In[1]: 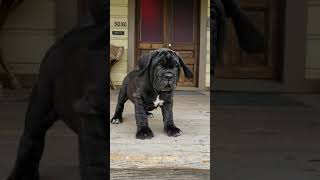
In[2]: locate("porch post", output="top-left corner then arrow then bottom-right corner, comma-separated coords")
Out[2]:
128,0 -> 136,72
199,0 -> 209,89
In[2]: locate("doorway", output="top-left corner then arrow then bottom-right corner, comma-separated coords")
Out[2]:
135,0 -> 200,87
216,0 -> 284,79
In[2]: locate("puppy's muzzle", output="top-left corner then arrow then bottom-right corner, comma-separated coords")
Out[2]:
164,72 -> 174,80
163,72 -> 174,84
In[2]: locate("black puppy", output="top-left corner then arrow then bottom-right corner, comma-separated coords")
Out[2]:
111,48 -> 193,139
6,1 -> 108,180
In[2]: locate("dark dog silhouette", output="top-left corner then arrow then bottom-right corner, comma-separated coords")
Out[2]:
6,1 -> 108,180
212,0 -> 265,73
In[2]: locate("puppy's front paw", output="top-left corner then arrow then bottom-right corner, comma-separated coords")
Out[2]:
136,126 -> 154,139
110,116 -> 123,124
165,126 -> 182,137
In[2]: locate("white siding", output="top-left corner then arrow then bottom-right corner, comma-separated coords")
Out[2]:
0,0 -> 56,74
110,0 -> 128,85
206,0 -> 210,87
305,0 -> 320,79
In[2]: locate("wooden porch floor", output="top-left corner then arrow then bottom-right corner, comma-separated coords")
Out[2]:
110,90 -> 210,179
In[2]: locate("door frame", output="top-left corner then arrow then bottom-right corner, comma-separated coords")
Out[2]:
216,0 -> 284,80
214,0 -> 320,93
128,0 -> 209,90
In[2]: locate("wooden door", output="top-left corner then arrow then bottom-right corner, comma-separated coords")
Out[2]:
216,0 -> 284,79
136,0 -> 200,87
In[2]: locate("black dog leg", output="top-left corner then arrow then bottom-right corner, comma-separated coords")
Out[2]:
7,83 -> 56,180
111,85 -> 128,124
161,101 -> 182,137
134,97 -> 154,139
212,0 -> 226,63
222,0 -> 265,52
78,114 -> 107,180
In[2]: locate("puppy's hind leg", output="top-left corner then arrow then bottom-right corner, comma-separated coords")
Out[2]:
78,114 -> 108,180
111,85 -> 128,124
7,82 -> 56,180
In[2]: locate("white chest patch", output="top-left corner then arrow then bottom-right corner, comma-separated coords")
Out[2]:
153,95 -> 164,107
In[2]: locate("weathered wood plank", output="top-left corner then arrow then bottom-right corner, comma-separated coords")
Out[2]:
111,169 -> 210,180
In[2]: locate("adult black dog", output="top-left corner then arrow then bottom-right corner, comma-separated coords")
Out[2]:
111,48 -> 193,139
211,0 -> 265,75
6,1 -> 108,180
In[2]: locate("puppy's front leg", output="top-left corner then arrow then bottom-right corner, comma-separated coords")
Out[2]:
161,100 -> 182,137
134,97 -> 154,139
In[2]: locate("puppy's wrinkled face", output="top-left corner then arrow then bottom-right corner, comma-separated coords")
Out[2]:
152,51 -> 180,92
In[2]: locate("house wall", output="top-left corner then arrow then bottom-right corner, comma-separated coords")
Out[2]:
110,0 -> 128,86
206,0 -> 210,87
1,0 -> 211,89
305,0 -> 320,79
0,0 -> 56,75
215,0 -> 320,93
111,0 -> 211,88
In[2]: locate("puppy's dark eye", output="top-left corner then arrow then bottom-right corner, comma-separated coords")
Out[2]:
158,59 -> 164,65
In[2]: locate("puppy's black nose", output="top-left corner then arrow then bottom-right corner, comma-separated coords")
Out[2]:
164,73 -> 173,80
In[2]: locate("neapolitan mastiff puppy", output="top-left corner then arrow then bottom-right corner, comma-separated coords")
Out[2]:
212,0 -> 264,74
111,48 -> 193,139
7,0 -> 108,180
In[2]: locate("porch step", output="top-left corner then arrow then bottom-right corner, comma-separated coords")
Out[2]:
111,168 -> 210,180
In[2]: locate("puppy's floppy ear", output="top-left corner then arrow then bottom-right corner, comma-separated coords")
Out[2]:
178,56 -> 193,79
137,51 -> 158,74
